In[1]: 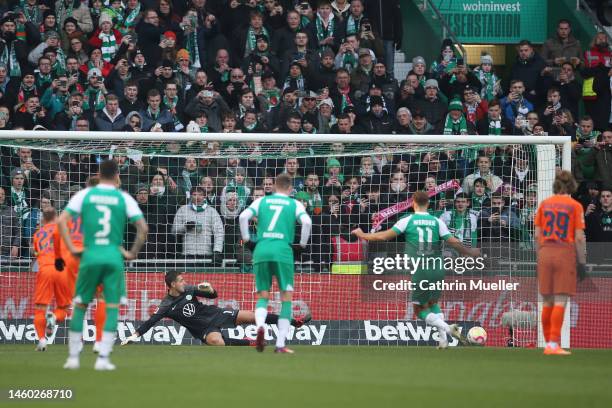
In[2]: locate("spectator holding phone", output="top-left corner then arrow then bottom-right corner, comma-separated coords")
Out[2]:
40,75 -> 70,119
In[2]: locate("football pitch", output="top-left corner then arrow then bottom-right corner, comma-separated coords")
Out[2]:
1,345 -> 611,408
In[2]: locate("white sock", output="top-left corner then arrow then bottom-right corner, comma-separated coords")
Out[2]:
425,313 -> 451,336
436,313 -> 448,342
98,331 -> 115,359
68,331 -> 82,358
255,307 -> 268,329
276,318 -> 290,348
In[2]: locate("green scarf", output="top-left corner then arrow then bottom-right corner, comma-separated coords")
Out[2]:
341,51 -> 357,71
82,87 -> 105,111
261,88 -> 281,109
11,187 -> 29,221
315,13 -> 335,52
56,0 -> 75,28
199,124 -> 209,133
99,31 -> 117,62
226,181 -> 249,208
22,2 -> 42,25
471,194 -> 488,211
186,25 -> 201,68
449,210 -> 476,247
246,26 -> 269,57
443,114 -> 468,135
1,39 -> 21,77
476,68 -> 497,101
345,15 -> 361,36
36,72 -> 52,88
191,202 -> 207,212
120,4 -> 141,35
488,118 -> 502,135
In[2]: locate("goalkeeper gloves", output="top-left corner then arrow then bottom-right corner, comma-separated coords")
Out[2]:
577,263 -> 587,282
121,334 -> 140,346
197,281 -> 214,294
55,258 -> 65,271
292,244 -> 307,257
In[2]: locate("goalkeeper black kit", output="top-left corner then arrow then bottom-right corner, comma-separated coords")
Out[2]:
135,285 -> 239,340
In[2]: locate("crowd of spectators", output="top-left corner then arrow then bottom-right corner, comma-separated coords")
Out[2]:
0,1 -> 610,268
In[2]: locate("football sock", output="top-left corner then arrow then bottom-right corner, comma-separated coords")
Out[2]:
436,313 -> 448,342
550,305 -> 565,344
223,337 -> 251,346
98,331 -> 115,359
70,305 -> 86,332
54,308 -> 67,322
425,312 -> 451,335
103,306 -> 118,332
34,309 -> 46,340
276,301 -> 292,348
68,331 -> 82,358
255,298 -> 269,328
265,313 -> 279,324
541,306 -> 553,343
95,300 -> 107,342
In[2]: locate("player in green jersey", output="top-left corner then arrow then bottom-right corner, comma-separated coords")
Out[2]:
239,174 -> 312,353
58,160 -> 148,370
352,191 -> 480,348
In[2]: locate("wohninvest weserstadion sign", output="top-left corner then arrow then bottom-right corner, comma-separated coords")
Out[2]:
433,1 -> 547,44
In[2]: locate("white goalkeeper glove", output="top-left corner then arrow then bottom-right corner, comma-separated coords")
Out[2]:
197,281 -> 214,294
121,334 -> 140,346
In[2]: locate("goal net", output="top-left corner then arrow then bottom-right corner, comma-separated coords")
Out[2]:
2,132 -> 601,348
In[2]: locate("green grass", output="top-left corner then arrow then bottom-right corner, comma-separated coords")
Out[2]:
1,345 -> 611,408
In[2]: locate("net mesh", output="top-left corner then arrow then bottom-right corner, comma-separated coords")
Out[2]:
1,136 -> 603,348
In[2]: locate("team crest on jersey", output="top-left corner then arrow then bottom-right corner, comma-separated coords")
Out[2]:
186,295 -> 192,301
182,303 -> 195,317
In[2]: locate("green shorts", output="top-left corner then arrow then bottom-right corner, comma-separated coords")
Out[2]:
74,259 -> 126,305
253,261 -> 294,292
411,269 -> 445,306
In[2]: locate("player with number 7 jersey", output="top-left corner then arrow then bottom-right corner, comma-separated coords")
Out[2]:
239,174 -> 312,353
58,160 -> 148,371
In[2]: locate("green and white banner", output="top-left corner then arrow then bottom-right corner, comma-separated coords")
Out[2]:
433,0 -> 547,44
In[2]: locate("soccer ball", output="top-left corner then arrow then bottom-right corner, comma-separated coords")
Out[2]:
467,326 -> 487,345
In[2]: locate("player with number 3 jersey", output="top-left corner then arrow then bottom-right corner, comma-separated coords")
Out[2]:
58,160 -> 148,371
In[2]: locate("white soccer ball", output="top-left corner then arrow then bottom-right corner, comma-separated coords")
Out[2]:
467,326 -> 487,345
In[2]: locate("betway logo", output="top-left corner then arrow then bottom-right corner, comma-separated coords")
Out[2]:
0,320 -> 58,342
462,1 -> 521,12
226,324 -> 327,346
363,321 -> 459,345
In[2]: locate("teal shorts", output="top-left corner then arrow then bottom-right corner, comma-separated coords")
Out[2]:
411,269 -> 445,306
253,261 -> 294,292
74,259 -> 125,305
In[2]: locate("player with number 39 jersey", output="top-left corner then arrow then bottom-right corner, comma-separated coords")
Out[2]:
534,171 -> 586,356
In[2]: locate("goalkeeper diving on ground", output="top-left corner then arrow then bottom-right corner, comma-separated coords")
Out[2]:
122,270 -> 311,346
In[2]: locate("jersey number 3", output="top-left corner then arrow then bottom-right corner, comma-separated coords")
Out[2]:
95,205 -> 112,238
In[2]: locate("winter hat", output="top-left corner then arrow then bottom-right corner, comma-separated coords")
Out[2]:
448,98 -> 463,111
163,30 -> 176,40
87,67 -> 102,79
327,158 -> 341,169
480,54 -> 493,65
318,98 -> 334,108
176,48 -> 190,61
136,183 -> 149,193
370,95 -> 384,107
98,13 -> 113,26
412,56 -> 426,67
424,79 -> 439,89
